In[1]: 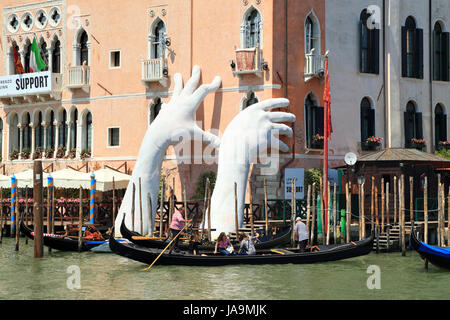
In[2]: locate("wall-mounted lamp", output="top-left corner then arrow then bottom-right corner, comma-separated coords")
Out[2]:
163,67 -> 169,77
230,60 -> 236,70
164,37 -> 171,47
262,62 -> 269,71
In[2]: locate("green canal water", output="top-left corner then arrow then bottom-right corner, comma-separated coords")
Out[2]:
0,237 -> 448,300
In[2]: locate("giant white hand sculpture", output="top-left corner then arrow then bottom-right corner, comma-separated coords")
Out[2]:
115,66 -> 221,236
209,98 -> 295,238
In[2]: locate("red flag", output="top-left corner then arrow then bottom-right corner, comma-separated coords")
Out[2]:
323,58 -> 332,140
12,45 -> 25,75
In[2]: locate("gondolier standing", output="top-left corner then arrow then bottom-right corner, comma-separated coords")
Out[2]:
168,207 -> 188,253
293,217 -> 309,252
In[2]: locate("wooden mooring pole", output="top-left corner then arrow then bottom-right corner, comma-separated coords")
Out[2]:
306,184 -> 311,243
249,180 -> 255,237
291,178 -> 296,247
386,182 -> 390,229
147,193 -> 153,236
33,160 -> 44,258
401,175 -> 406,256
234,182 -> 239,238
381,178 -> 385,233
346,182 -> 351,243
424,176 -> 428,244
409,176 -> 414,227
320,177 -> 325,244
139,178 -> 143,235
326,181 -> 331,245
15,188 -> 19,251
310,183 -> 316,245
0,187 -> 3,243
333,183 -> 337,245
264,179 -> 269,236
371,176 -> 374,232
160,178 -> 165,237
361,182 -> 365,239
112,177 -> 116,226
393,176 -> 397,224
78,186 -> 83,252
131,182 -> 136,231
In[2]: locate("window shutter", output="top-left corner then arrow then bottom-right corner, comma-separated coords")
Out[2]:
317,106 -> 324,136
442,32 -> 450,81
415,28 -> 424,79
359,21 -> 363,73
442,114 -> 448,142
415,112 -> 423,139
402,26 -> 407,77
369,108 -> 376,137
245,21 -> 251,48
404,111 -> 411,147
257,20 -> 262,47
371,29 -> 380,74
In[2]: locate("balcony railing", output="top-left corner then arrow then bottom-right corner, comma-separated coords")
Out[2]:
0,71 -> 62,105
233,45 -> 263,77
66,64 -> 90,93
142,57 -> 167,84
304,49 -> 325,81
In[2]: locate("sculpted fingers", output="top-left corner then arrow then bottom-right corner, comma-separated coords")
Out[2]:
271,136 -> 291,153
266,112 -> 296,123
181,65 -> 201,97
188,76 -> 222,109
270,123 -> 293,137
248,98 -> 290,112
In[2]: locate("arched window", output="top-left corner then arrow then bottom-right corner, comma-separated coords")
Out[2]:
435,104 -> 447,147
359,9 -> 379,74
242,91 -> 259,110
433,22 -> 449,81
402,16 -> 423,79
39,40 -> 49,70
305,93 -> 323,149
244,9 -> 261,48
360,98 -> 375,148
152,20 -> 166,59
84,112 -> 92,151
79,30 -> 89,65
59,109 -> 68,147
71,109 -> 78,149
48,110 -> 55,149
22,113 -> 31,150
404,101 -> 423,148
52,40 -> 61,73
305,17 -> 315,54
24,42 -> 32,73
150,98 -> 162,124
36,111 -> 44,149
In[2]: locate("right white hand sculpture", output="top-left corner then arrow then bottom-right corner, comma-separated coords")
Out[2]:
115,66 -> 221,236
209,98 -> 295,238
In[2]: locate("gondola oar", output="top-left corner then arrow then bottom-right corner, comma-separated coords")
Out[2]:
142,220 -> 192,272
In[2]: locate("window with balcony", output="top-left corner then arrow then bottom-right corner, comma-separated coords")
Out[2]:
360,98 -> 376,150
39,39 -> 49,71
435,104 -> 447,148
305,93 -> 324,149
22,112 -> 31,151
244,8 -> 261,49
359,9 -> 379,74
152,20 -> 166,59
79,30 -> 89,66
433,22 -> 449,81
143,19 -> 168,83
84,111 -> 93,152
59,109 -> 68,148
402,16 -> 423,79
404,101 -> 423,148
47,110 -> 56,150
70,108 -> 78,150
304,11 -> 324,81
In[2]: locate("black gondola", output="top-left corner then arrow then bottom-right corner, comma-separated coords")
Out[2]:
20,218 -> 107,252
120,218 -> 291,250
109,227 -> 374,266
410,229 -> 450,270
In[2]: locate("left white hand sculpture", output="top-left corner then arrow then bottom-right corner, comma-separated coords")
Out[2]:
115,66 -> 221,236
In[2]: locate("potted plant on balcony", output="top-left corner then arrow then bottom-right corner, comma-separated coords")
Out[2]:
81,148 -> 91,160
10,150 -> 19,161
45,148 -> 54,158
312,134 -> 324,149
411,138 -> 426,151
20,148 -> 31,160
33,147 -> 43,159
438,141 -> 450,150
67,148 -> 77,159
56,146 -> 66,159
364,136 -> 382,151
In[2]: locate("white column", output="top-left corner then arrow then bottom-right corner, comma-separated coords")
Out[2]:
54,121 -> 60,159
66,121 -> 72,157
31,125 -> 36,159
76,123 -> 82,158
18,125 -> 23,160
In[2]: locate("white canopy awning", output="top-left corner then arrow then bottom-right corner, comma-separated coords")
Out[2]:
11,169 -> 50,188
92,168 -> 131,191
47,168 -> 91,189
0,174 -> 11,188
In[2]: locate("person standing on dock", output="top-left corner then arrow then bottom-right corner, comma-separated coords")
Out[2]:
294,217 -> 309,252
168,207 -> 186,253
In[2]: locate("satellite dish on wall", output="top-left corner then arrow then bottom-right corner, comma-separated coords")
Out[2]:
344,152 -> 357,166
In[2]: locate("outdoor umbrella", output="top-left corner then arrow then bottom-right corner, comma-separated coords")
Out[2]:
92,168 -> 131,191
48,168 -> 91,189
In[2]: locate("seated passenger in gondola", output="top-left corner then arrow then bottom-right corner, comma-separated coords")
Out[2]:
84,225 -> 103,241
238,232 -> 259,255
188,233 -> 201,255
214,232 -> 235,255
294,217 -> 309,252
